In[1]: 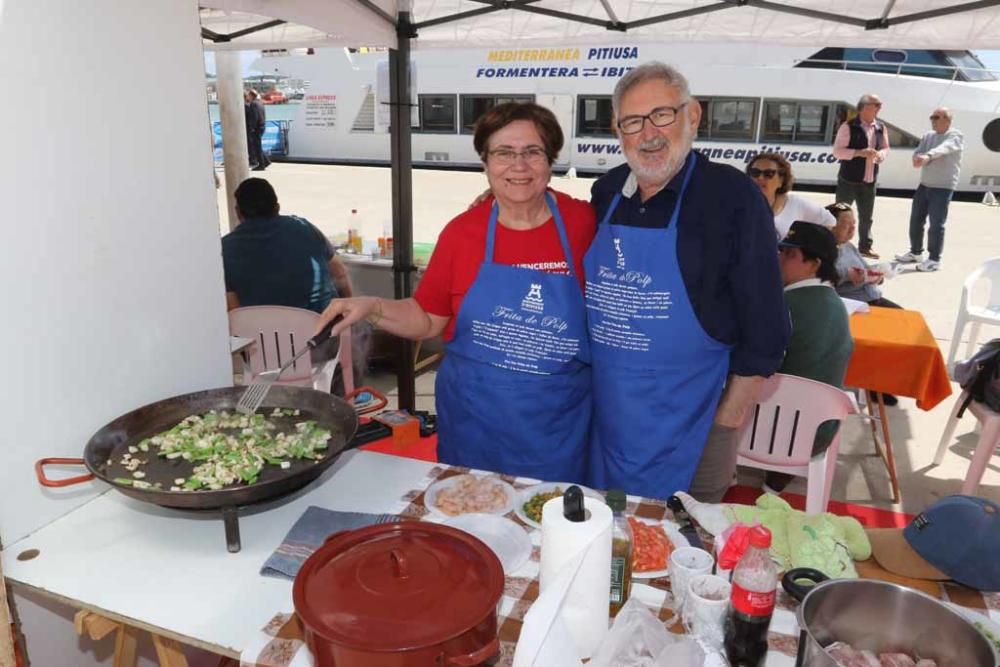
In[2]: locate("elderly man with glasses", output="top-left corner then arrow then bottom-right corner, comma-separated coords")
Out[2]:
586,62 -> 789,503
895,107 -> 964,272
832,93 -> 890,259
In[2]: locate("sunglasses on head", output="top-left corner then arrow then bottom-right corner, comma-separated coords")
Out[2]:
749,167 -> 781,179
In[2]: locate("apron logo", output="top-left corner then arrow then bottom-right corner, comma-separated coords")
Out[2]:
521,283 -> 544,314
614,237 -> 626,270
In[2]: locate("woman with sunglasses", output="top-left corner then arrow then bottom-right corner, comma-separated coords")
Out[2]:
315,102 -> 596,482
746,152 -> 835,239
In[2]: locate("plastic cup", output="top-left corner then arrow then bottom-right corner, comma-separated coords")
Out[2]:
683,573 -> 732,648
669,547 -> 714,614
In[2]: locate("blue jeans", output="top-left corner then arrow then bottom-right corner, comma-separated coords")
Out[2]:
908,185 -> 954,262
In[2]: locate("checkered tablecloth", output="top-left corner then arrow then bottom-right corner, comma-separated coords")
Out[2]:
240,465 -> 1000,666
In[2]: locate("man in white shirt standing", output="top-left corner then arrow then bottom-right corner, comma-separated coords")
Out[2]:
832,93 -> 889,259
894,108 -> 964,272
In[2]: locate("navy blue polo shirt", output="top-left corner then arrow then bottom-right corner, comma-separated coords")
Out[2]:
222,214 -> 338,313
590,152 -> 789,378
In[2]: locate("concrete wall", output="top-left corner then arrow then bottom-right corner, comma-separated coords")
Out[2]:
0,0 -> 231,663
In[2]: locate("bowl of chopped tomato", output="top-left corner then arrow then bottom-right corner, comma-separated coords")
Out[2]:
627,516 -> 686,578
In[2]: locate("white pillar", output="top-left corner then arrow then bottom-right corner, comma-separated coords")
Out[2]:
216,50 -> 250,231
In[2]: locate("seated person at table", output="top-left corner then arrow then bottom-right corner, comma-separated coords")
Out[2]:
829,202 -> 899,406
222,177 -> 352,312
223,178 -> 363,392
763,221 -> 854,492
315,102 -> 596,483
829,202 -> 900,310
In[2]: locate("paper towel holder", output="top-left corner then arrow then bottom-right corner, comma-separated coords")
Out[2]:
563,485 -> 591,522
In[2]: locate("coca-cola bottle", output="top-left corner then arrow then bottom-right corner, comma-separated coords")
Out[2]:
724,525 -> 777,666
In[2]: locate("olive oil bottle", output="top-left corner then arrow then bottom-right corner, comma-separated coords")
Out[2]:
607,489 -> 633,616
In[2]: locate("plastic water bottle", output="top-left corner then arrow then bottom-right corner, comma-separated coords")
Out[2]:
724,526 -> 776,666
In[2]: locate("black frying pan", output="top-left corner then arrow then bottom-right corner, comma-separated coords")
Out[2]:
37,385 -> 359,550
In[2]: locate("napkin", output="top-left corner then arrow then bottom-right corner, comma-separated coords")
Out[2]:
260,505 -> 399,579
841,297 -> 870,315
513,495 -> 612,666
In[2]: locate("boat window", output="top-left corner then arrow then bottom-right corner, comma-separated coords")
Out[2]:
834,104 -> 921,149
885,121 -> 920,149
577,96 -> 615,138
796,47 -> 977,80
417,95 -> 457,133
872,49 -> 906,64
460,94 -> 534,134
697,97 -> 757,141
944,51 -> 997,82
761,100 -> 835,144
983,119 -> 1000,152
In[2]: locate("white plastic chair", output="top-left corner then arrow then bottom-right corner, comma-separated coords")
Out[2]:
933,391 -> 1000,495
946,257 -> 1000,371
228,306 -> 353,395
736,373 -> 857,514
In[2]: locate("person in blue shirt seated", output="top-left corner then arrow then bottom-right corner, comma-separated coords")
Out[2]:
222,177 -> 352,312
222,178 -> 359,391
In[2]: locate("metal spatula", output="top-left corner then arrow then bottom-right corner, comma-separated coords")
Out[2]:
235,315 -> 342,415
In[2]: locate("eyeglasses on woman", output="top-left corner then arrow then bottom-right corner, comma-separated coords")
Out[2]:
487,147 -> 549,165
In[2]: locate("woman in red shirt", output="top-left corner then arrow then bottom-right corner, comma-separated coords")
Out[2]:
317,102 -> 595,482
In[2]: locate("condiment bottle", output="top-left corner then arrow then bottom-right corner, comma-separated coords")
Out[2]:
349,209 -> 363,254
724,525 -> 777,666
606,489 -> 633,616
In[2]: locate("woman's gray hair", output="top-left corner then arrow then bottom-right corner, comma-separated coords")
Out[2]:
612,62 -> 691,116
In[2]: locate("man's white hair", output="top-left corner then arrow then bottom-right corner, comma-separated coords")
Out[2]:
857,93 -> 881,109
612,61 -> 691,116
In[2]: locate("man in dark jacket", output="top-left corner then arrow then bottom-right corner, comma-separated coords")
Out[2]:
245,89 -> 269,171
832,93 -> 889,258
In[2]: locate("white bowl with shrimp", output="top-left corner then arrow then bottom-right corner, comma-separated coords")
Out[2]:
423,474 -> 517,518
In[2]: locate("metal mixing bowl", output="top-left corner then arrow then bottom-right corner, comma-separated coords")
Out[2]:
794,578 -> 999,666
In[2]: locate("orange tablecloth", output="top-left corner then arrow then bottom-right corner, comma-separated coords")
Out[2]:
845,307 -> 953,410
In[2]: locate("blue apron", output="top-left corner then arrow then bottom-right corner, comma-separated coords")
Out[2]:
436,192 -> 591,482
584,156 -> 732,499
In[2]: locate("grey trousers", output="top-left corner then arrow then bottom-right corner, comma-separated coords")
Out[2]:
688,423 -> 739,503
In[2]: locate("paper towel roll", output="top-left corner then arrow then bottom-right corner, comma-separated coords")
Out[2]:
539,494 -> 612,659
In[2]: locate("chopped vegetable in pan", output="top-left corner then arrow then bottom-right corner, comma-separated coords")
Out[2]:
113,409 -> 331,491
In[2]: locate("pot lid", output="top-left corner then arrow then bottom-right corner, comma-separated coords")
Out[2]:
293,521 -> 504,651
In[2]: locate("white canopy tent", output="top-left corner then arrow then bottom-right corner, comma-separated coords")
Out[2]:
202,0 -> 1000,408
202,1 -> 1000,51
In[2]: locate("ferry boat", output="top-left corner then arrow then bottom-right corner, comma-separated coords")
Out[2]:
253,44 -> 1000,194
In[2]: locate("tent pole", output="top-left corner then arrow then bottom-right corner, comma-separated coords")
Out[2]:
389,14 -> 417,413
216,51 -> 251,231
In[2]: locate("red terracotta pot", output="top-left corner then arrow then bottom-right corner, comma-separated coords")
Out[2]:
293,521 -> 504,666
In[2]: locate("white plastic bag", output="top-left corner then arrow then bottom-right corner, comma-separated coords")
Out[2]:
588,598 -> 705,667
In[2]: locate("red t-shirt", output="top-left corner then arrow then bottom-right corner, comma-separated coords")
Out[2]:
414,190 -> 596,342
